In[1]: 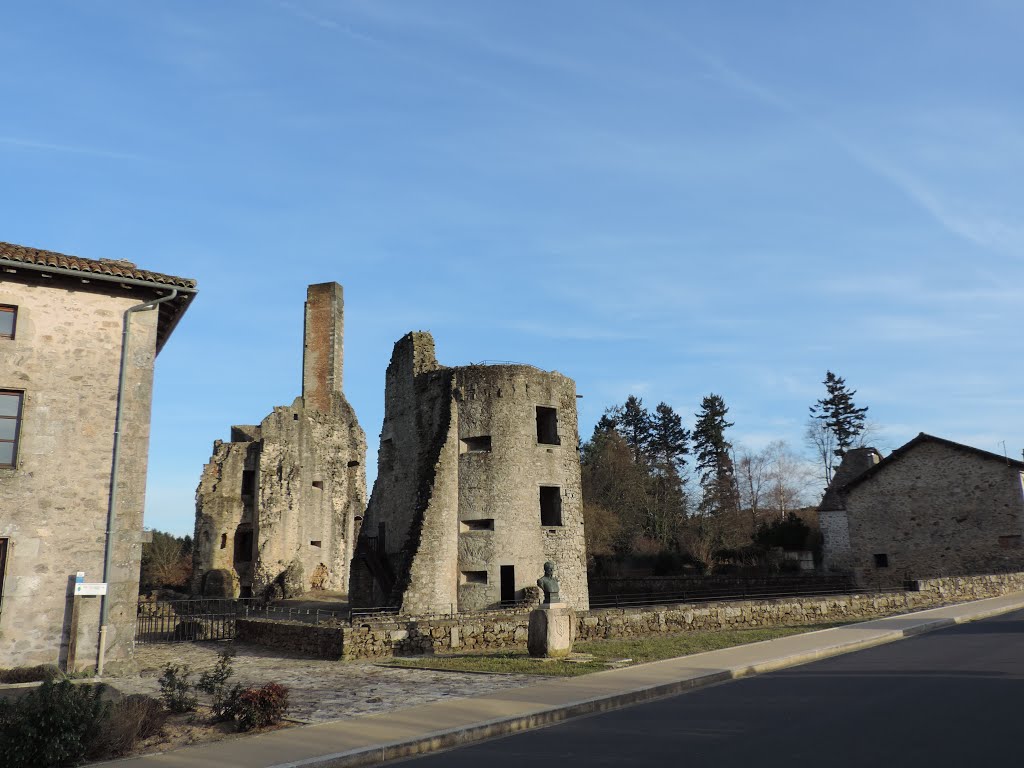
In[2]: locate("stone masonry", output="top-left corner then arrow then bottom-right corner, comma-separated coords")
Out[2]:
193,284 -> 366,599
349,332 -> 589,614
820,434 -> 1024,584
0,242 -> 195,672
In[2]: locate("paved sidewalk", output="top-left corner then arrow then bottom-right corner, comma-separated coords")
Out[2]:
99,592 -> 1024,768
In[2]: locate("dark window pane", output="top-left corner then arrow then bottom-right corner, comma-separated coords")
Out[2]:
0,442 -> 13,465
0,308 -> 13,337
0,393 -> 20,418
0,420 -> 16,440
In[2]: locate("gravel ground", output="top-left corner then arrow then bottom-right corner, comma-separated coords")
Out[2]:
106,642 -> 548,723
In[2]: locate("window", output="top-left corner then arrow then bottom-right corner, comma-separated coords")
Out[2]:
999,535 -> 1021,549
873,553 -> 889,568
241,469 -> 255,496
460,436 -> 492,454
540,486 -> 562,526
234,528 -> 253,563
0,306 -> 15,340
311,480 -> 324,490
460,570 -> 488,585
536,406 -> 560,445
220,533 -> 228,549
460,518 -> 495,533
310,540 -> 322,548
0,391 -> 23,467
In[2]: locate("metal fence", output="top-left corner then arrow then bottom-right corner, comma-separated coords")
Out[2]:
135,598 -> 263,643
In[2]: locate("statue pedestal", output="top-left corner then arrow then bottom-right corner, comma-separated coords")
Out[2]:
527,604 -> 576,658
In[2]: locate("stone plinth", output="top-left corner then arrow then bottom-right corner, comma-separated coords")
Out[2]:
528,604 -> 576,658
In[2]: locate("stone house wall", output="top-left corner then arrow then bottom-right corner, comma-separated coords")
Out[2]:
824,437 -> 1024,583
236,571 -> 1024,660
0,273 -> 175,671
349,332 -> 588,614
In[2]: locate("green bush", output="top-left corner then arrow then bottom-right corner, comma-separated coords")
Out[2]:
196,649 -> 242,722
0,679 -> 108,768
234,683 -> 289,732
157,663 -> 197,713
0,664 -> 64,684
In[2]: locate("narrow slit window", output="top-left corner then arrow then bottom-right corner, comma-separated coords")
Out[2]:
460,570 -> 488,585
536,406 -> 560,445
540,486 -> 562,526
460,436 -> 492,454
0,391 -> 23,467
460,518 -> 495,533
312,480 -> 324,490
220,533 -> 228,549
0,306 -> 16,340
310,540 -> 322,548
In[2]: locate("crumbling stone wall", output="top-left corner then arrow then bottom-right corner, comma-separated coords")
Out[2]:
821,436 -> 1024,584
350,332 -> 589,614
236,571 -> 1024,660
194,283 -> 366,599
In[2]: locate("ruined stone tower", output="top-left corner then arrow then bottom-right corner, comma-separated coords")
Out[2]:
349,332 -> 589,614
193,283 -> 366,599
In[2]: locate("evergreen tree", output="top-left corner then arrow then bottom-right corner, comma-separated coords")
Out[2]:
650,402 -> 690,474
809,371 -> 869,459
692,394 -> 738,517
618,395 -> 654,463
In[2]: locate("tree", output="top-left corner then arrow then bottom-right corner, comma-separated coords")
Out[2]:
140,531 -> 192,591
613,396 -> 655,464
736,445 -> 770,530
580,430 -> 652,555
692,394 -> 739,518
809,371 -> 869,460
762,440 -> 814,516
804,417 -> 838,487
650,402 -> 690,475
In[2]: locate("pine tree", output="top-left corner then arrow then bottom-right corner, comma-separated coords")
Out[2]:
650,402 -> 690,475
692,394 -> 738,517
612,395 -> 654,464
809,371 -> 869,459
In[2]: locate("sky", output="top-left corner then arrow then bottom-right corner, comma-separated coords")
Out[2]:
2,1 -> 1021,536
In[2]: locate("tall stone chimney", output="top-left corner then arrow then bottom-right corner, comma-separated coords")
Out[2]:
302,282 -> 344,412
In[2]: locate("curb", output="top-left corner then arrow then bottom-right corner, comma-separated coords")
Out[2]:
266,603 -> 1021,768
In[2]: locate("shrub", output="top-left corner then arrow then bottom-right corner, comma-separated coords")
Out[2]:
234,683 -> 289,732
157,663 -> 197,713
0,664 -> 63,684
89,694 -> 168,759
0,679 -> 108,768
196,649 -> 241,722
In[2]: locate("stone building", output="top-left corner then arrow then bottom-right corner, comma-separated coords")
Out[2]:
820,434 -> 1024,583
193,283 -> 366,600
349,332 -> 589,615
0,241 -> 195,672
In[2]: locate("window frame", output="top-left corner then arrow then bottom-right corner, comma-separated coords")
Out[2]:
0,390 -> 24,468
0,305 -> 16,340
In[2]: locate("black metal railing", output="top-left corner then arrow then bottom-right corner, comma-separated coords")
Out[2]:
135,598 -> 262,643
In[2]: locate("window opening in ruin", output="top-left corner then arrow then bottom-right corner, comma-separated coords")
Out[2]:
460,436 -> 492,454
873,553 -> 889,568
0,538 -> 8,610
380,439 -> 395,473
536,406 -> 560,445
500,565 -> 515,603
0,306 -> 16,340
220,533 -> 227,549
241,469 -> 255,497
0,390 -> 24,467
310,540 -> 322,548
312,480 -> 324,490
999,535 -> 1021,549
460,518 -> 495,533
293,413 -> 299,420
540,486 -> 563,526
347,460 -> 360,467
460,570 -> 487,585
234,528 -> 253,563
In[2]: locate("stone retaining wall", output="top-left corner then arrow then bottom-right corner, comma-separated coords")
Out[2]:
235,571 -> 1024,660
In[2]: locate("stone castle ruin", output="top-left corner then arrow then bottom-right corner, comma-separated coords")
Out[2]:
349,332 -> 589,614
193,283 -> 367,599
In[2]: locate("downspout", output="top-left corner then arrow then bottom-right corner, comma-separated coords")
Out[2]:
96,288 -> 178,676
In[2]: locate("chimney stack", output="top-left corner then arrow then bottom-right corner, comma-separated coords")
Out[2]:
302,282 -> 344,412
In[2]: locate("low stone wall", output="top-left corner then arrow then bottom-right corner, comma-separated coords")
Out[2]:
234,571 -> 1024,660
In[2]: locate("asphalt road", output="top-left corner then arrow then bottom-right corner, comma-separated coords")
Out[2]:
393,609 -> 1024,767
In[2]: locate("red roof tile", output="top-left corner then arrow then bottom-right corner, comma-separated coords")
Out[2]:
0,241 -> 196,289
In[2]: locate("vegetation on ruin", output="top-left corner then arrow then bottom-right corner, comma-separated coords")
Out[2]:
385,623 -> 849,677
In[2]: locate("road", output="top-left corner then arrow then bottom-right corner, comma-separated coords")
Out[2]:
394,608 -> 1024,766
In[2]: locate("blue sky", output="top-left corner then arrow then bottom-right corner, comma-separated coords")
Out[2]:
3,2 -> 1021,536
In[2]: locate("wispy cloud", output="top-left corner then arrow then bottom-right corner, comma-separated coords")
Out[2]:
507,321 -> 647,342
0,135 -> 141,161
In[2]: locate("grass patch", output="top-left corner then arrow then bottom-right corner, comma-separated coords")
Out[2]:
385,623 -> 848,677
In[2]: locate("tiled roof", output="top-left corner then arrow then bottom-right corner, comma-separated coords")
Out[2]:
0,241 -> 196,289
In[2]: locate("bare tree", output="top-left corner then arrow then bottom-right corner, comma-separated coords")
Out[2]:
763,440 -> 815,515
804,418 -> 837,489
736,445 -> 770,530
